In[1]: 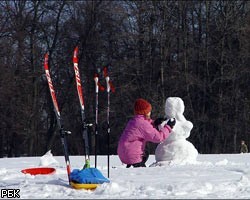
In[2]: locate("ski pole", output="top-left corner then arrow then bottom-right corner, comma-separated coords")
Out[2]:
94,73 -> 99,168
93,71 -> 105,168
103,66 -> 115,178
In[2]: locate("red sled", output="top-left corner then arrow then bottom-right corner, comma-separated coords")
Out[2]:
21,167 -> 56,175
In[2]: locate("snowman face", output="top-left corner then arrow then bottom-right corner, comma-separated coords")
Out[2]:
165,97 -> 184,119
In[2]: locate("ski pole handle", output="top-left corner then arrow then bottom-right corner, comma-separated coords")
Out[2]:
105,76 -> 110,93
103,66 -> 115,93
94,75 -> 99,94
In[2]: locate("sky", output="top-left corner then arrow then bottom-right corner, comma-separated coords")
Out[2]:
1,153 -> 250,199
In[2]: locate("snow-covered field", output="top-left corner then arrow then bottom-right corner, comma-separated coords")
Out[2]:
1,153 -> 250,199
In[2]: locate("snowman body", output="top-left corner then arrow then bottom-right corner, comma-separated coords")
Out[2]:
155,97 -> 198,164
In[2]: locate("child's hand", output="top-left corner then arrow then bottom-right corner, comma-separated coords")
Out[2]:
154,117 -> 170,131
153,117 -> 166,127
166,118 -> 176,129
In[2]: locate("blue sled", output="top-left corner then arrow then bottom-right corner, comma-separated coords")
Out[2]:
70,167 -> 110,184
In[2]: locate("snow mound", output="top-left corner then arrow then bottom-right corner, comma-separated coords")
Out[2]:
0,168 -> 7,175
39,150 -> 59,167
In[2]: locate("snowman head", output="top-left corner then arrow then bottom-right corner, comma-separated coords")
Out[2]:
165,97 -> 185,121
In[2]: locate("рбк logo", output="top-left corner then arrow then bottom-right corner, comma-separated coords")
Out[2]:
1,189 -> 20,198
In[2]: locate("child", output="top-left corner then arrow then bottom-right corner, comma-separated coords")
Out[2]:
117,98 -> 175,168
240,140 -> 248,153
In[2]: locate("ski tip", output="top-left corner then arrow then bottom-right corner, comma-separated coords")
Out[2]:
73,46 -> 79,63
44,53 -> 49,70
74,46 -> 79,53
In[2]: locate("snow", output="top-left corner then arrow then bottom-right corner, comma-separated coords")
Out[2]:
39,150 -> 59,167
1,153 -> 250,199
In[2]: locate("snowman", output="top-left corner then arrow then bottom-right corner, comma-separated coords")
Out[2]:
154,97 -> 198,165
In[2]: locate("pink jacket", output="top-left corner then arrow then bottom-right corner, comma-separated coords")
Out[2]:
117,115 -> 172,165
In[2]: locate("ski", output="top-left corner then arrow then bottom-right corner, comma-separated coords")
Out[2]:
72,46 -> 91,169
44,53 -> 71,184
103,65 -> 115,178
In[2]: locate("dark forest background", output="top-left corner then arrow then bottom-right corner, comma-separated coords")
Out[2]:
0,0 -> 249,157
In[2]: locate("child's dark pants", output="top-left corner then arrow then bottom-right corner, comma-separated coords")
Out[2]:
126,149 -> 149,168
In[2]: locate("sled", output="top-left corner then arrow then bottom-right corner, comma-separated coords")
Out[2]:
21,167 -> 56,175
70,181 -> 98,190
69,168 -> 109,190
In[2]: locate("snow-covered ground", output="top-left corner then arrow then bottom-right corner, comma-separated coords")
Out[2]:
1,153 -> 250,199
